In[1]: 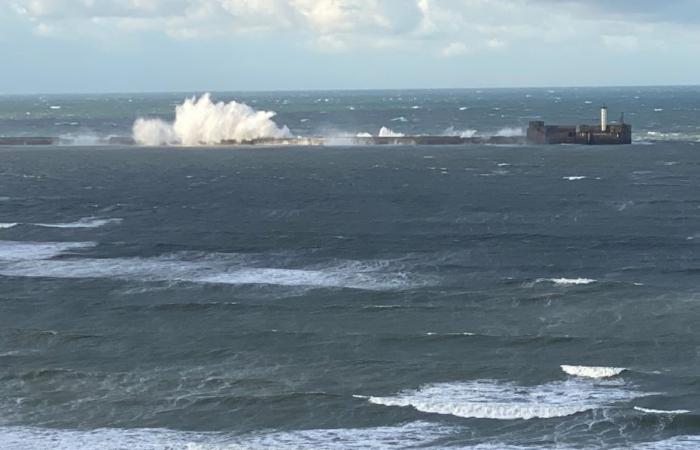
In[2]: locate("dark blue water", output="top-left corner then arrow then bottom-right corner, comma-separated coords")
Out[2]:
1,88 -> 700,449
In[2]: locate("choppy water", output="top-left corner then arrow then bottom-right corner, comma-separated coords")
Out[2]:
1,88 -> 700,449
2,86 -> 700,143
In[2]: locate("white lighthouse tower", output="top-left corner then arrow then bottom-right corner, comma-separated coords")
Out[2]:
601,105 -> 608,131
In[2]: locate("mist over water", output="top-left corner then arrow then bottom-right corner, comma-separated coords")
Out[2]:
1,88 -> 700,449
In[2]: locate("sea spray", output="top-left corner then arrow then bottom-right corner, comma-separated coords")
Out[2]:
378,127 -> 404,137
133,94 -> 291,145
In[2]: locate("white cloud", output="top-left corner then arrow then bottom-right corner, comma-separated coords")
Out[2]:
7,0 -> 700,56
439,41 -> 467,58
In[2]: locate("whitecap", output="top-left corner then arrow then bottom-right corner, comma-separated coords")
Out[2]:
654,108 -> 664,112
538,278 -> 597,286
561,365 -> 626,379
0,252 -> 425,291
31,217 -> 122,229
360,379 -> 646,420
0,422 -> 452,450
0,223 -> 18,229
390,116 -> 408,122
0,241 -> 95,262
634,406 -> 690,415
563,176 -> 587,181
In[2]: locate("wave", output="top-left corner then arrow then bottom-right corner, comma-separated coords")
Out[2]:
444,126 -> 478,138
0,223 -> 18,229
132,93 -> 291,146
563,176 -> 587,181
634,406 -> 690,415
495,127 -> 524,137
0,422 -> 452,450
31,217 -> 122,229
636,131 -> 700,143
358,378 -> 647,420
561,365 -> 626,379
537,277 -> 597,286
0,244 -> 425,291
378,127 -> 404,137
0,241 -> 95,262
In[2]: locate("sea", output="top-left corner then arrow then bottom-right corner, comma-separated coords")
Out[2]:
0,86 -> 699,449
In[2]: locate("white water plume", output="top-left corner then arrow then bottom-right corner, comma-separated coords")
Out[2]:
378,127 -> 404,137
133,94 -> 291,146
495,127 -> 524,137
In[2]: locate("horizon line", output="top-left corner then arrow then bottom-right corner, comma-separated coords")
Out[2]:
2,83 -> 699,97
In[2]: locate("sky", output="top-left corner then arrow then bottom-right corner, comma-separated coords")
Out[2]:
1,0 -> 700,94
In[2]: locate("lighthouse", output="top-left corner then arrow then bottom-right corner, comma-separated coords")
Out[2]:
601,105 -> 608,132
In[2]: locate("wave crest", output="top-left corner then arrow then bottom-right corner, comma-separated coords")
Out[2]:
133,93 -> 291,146
359,379 -> 646,420
561,365 -> 626,379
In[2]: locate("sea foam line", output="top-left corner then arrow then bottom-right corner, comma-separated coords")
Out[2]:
32,217 -> 123,229
0,243 -> 424,291
634,406 -> 690,415
0,422 -> 452,450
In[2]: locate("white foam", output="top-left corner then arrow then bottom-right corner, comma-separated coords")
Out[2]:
0,253 -> 423,291
0,422 -> 451,450
361,379 -> 646,420
133,93 -> 291,146
495,127 -> 524,137
538,278 -> 597,286
425,332 -> 475,336
31,217 -> 123,229
378,127 -> 404,137
563,176 -> 587,181
390,116 -> 408,122
634,406 -> 690,415
561,365 -> 626,379
445,126 -> 478,138
0,241 -> 95,261
0,223 -> 17,229
632,436 -> 700,450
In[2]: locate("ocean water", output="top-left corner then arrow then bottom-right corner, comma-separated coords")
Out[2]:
1,87 -> 700,449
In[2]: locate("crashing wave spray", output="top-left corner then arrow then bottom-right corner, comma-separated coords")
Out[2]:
132,93 -> 292,145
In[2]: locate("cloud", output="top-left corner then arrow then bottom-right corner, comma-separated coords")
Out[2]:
7,0 -> 700,55
439,41 -> 468,58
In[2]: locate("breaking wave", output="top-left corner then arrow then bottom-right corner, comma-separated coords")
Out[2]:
634,406 -> 690,415
358,378 -> 646,420
0,241 -> 95,262
495,127 -> 524,137
0,242 -> 425,291
537,277 -> 597,286
561,365 -> 626,379
0,422 -> 452,450
444,126 -> 478,138
31,217 -> 122,229
378,127 -> 404,137
0,223 -> 18,229
132,93 -> 291,146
